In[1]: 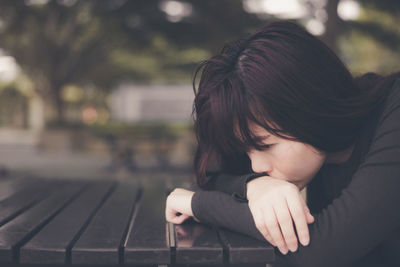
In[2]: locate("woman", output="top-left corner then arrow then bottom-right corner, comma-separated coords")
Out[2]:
165,20 -> 400,267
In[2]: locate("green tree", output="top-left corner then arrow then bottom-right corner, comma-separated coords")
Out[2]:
0,0 -> 266,125
0,1 -> 126,123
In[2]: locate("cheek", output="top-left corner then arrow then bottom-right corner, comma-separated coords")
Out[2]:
297,146 -> 325,177
269,144 -> 300,176
278,143 -> 325,178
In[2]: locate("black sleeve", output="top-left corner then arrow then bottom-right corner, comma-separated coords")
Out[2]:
189,172 -> 266,202
191,190 -> 266,241
191,84 -> 400,267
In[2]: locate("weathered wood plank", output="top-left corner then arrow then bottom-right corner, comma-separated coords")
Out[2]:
0,178 -> 52,227
19,180 -> 114,264
124,179 -> 170,265
0,179 -> 86,264
71,180 -> 140,265
174,221 -> 224,265
218,228 -> 275,264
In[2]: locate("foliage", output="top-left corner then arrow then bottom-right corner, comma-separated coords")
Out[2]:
0,0 -> 266,124
338,0 -> 400,74
0,0 -> 399,126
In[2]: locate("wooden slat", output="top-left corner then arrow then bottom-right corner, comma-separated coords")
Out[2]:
166,173 -> 274,265
173,221 -> 224,265
0,176 -> 37,202
19,180 -> 114,264
218,228 -> 275,264
71,180 -> 140,265
0,175 -> 274,266
124,179 -> 170,265
0,179 -> 86,264
0,179 -> 52,227
166,174 -> 225,264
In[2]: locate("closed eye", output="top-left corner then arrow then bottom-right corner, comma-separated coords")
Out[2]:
257,144 -> 273,150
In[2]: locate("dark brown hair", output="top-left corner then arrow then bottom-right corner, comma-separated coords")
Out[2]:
192,20 -> 400,188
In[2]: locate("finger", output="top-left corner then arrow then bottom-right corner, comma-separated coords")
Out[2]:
273,199 -> 298,253
252,209 -> 276,246
170,213 -> 190,224
262,205 -> 289,255
264,228 -> 276,247
305,206 -> 315,224
252,208 -> 270,241
165,207 -> 173,221
286,193 -> 310,247
299,196 -> 315,224
165,206 -> 184,223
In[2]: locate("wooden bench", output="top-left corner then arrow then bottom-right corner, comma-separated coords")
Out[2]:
0,175 -> 274,266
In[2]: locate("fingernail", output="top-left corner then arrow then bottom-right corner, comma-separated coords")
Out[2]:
280,247 -> 289,255
288,244 -> 297,252
301,237 -> 310,246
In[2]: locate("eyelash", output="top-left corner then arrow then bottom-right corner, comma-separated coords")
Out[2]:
258,144 -> 272,150
245,143 -> 274,153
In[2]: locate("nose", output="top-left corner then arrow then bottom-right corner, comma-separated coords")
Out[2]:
248,150 -> 272,174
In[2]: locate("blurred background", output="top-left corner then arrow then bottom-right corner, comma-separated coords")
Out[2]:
0,0 -> 399,181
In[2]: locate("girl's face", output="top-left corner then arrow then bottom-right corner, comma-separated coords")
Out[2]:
246,124 -> 326,190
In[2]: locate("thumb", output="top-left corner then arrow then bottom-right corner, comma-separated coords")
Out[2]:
304,206 -> 315,224
170,213 -> 190,225
299,196 -> 315,224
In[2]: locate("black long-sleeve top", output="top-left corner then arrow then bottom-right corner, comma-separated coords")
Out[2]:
190,78 -> 400,267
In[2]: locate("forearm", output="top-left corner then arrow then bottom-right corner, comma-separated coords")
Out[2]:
191,190 -> 267,242
190,172 -> 266,201
190,174 -> 400,267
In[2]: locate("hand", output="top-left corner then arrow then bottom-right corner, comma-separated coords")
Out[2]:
246,176 -> 315,255
165,188 -> 200,224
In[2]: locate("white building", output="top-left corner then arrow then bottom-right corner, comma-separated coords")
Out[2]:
109,84 -> 195,123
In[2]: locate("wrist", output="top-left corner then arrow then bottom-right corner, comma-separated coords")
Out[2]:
246,176 -> 268,200
245,173 -> 268,199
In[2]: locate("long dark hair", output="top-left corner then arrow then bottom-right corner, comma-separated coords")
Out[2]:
192,20 -> 400,188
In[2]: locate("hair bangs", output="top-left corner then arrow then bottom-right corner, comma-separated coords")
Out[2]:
216,80 -> 291,154
207,75 -> 249,156
240,93 -> 296,149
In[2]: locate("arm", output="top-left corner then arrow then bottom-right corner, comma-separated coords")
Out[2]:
191,189 -> 266,241
190,171 -> 266,201
189,148 -> 265,198
192,85 -> 400,266
192,157 -> 400,267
